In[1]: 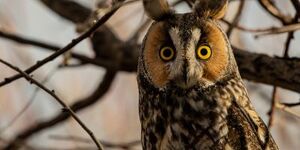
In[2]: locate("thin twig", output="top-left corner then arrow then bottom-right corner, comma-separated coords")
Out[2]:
4,69 -> 117,149
0,0 -> 126,87
267,8 -> 298,127
255,23 -> 300,36
276,102 -> 300,119
0,29 -> 133,72
268,87 -> 277,128
222,19 -> 300,35
282,13 -> 299,58
258,0 -> 292,24
281,102 -> 300,107
290,0 -> 300,19
0,68 -> 57,135
49,135 -> 141,149
0,59 -> 103,149
226,0 -> 245,37
0,138 -> 35,150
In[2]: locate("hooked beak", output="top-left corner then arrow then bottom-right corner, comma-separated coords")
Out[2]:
172,58 -> 199,88
182,59 -> 188,85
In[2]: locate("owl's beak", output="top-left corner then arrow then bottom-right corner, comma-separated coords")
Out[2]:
173,59 -> 198,88
182,59 -> 188,85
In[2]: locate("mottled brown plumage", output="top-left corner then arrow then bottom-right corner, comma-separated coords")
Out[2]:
138,0 -> 278,149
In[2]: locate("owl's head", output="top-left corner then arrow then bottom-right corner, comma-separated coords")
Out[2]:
139,0 -> 239,89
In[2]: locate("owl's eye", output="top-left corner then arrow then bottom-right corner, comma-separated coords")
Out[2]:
160,46 -> 175,61
197,45 -> 212,60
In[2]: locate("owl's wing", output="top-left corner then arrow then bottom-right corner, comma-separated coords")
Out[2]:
227,87 -> 279,150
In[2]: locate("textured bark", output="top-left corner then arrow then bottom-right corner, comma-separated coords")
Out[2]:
234,49 -> 300,92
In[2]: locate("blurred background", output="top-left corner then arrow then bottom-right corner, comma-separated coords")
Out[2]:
0,0 -> 300,149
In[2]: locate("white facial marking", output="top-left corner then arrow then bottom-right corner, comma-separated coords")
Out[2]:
168,27 -> 183,80
167,27 -> 214,88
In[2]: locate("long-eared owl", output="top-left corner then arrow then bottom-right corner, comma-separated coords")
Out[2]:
137,0 -> 279,149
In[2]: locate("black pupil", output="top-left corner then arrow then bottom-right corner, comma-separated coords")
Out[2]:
163,49 -> 172,58
200,48 -> 208,56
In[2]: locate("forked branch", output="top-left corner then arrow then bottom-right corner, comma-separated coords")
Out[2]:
0,59 -> 103,150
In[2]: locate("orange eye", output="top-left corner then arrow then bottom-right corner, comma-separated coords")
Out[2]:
197,45 -> 212,60
160,47 -> 175,61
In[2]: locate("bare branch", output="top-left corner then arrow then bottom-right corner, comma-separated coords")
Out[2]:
276,102 -> 300,119
281,102 -> 300,107
2,26 -> 300,94
290,0 -> 300,19
40,0 -> 92,23
268,87 -> 278,128
0,69 -> 57,135
0,28 -> 135,72
2,0 -> 300,148
255,23 -> 300,36
226,0 -> 245,37
0,59 -> 103,150
4,69 -> 117,149
221,19 -> 300,35
233,47 -> 300,93
49,135 -> 140,149
258,0 -> 293,24
0,0 -> 124,87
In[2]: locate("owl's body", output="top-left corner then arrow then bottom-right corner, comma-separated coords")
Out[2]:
138,0 -> 278,149
139,73 -> 277,149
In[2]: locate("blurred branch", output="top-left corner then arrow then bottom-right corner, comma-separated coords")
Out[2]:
226,0 -> 245,37
2,0 -> 300,148
221,19 -> 300,36
0,68 -> 57,135
0,30 -> 109,67
268,87 -> 277,127
290,0 -> 300,19
40,0 -> 91,23
0,29 -> 134,71
42,0 -> 138,72
4,69 -> 117,149
258,0 -> 293,24
3,28 -> 300,94
50,135 -> 140,149
0,59 -> 103,150
282,102 -> 300,107
0,138 -> 34,150
233,47 -> 300,93
267,9 -> 298,127
0,0 -> 125,88
255,23 -> 300,37
276,102 -> 300,119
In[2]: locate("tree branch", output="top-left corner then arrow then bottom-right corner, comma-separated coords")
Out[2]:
3,69 -> 117,149
0,68 -> 57,135
258,0 -> 293,24
2,24 -> 300,93
226,0 -> 245,37
0,0 -> 124,87
40,0 -> 92,23
49,135 -> 140,149
0,59 -> 103,150
221,19 -> 300,36
2,0 -> 300,148
234,47 -> 300,93
0,29 -> 129,71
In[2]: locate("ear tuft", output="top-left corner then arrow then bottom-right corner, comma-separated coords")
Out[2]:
143,0 -> 172,21
194,0 -> 228,19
